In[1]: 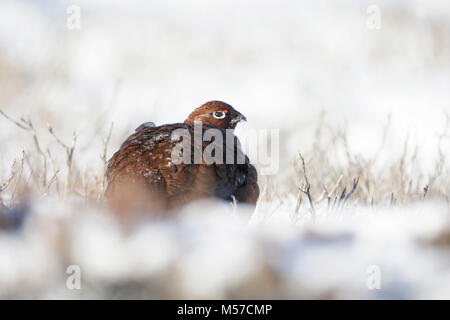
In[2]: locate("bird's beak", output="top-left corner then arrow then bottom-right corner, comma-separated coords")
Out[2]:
230,112 -> 247,126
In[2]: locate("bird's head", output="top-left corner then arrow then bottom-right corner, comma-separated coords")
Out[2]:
184,100 -> 247,130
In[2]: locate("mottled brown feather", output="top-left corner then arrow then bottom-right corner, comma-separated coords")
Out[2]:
105,101 -> 259,215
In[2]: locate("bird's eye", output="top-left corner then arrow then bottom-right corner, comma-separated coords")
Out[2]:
212,111 -> 226,119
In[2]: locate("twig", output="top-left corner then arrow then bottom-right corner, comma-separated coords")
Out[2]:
48,124 -> 79,197
0,159 -> 17,192
298,153 -> 316,218
41,170 -> 60,197
23,152 -> 41,191
318,174 -> 343,202
423,185 -> 429,200
0,110 -> 47,187
101,122 -> 114,169
46,149 -> 60,196
339,187 -> 347,203
100,122 -> 114,198
390,192 -> 396,207
48,125 -> 78,169
294,189 -> 303,214
344,177 -> 360,203
10,151 -> 25,206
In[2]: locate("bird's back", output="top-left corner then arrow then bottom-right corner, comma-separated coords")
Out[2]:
105,122 -> 259,214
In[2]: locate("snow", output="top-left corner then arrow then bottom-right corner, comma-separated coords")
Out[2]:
1,197 -> 450,298
0,0 -> 449,299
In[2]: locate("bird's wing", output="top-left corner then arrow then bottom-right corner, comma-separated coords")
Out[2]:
205,129 -> 260,204
105,123 -> 259,209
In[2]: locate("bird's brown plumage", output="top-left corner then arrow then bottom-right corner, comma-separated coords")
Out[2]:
105,101 -> 259,215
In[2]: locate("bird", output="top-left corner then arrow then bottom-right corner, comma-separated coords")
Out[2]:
105,100 -> 259,216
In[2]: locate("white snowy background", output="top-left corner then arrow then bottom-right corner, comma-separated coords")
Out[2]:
0,0 -> 449,299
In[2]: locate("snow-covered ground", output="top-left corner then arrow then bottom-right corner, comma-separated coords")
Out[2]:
0,0 -> 449,299
1,197 -> 450,299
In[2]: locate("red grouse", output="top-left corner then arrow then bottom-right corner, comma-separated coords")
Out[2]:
105,101 -> 259,214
